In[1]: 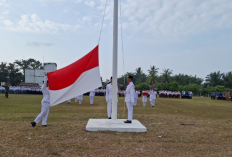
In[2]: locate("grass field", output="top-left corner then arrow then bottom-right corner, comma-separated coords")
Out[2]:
0,94 -> 232,157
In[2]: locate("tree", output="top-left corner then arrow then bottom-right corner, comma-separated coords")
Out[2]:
148,72 -> 156,85
134,67 -> 147,85
135,83 -> 150,91
148,66 -> 159,76
168,81 -> 179,91
0,62 -> 23,86
205,71 -> 223,87
222,72 -> 232,88
14,58 -> 43,82
0,62 -> 8,83
147,66 -> 159,85
161,68 -> 173,83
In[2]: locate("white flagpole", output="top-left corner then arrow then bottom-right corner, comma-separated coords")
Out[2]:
112,0 -> 118,120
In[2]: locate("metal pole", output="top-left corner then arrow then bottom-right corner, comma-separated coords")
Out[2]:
112,0 -> 118,120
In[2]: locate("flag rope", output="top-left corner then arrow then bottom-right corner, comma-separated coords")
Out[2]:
98,0 -> 108,45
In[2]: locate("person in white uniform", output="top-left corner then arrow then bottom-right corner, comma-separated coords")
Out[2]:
89,89 -> 95,104
124,75 -> 135,123
142,90 -> 148,107
31,74 -> 50,127
134,90 -> 139,106
75,94 -> 83,104
105,77 -> 118,119
67,99 -> 71,104
149,89 -> 157,107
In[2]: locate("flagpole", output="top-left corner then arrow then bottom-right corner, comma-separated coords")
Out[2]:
112,0 -> 118,120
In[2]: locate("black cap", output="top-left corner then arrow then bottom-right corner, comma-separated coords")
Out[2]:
111,76 -> 112,79
127,75 -> 133,79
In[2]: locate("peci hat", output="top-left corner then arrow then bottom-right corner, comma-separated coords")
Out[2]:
127,75 -> 133,80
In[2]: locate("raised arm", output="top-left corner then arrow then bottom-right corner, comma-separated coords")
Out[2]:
41,75 -> 48,90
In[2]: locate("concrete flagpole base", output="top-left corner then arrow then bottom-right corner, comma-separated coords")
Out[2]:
86,119 -> 147,132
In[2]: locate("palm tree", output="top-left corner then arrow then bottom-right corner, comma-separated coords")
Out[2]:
148,72 -> 156,85
205,71 -> 223,87
222,71 -> 232,88
161,68 -> 173,83
148,66 -> 159,76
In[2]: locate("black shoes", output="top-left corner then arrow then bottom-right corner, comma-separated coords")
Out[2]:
108,117 -> 111,119
42,125 -> 47,127
152,106 -> 154,107
124,120 -> 132,123
31,122 -> 36,127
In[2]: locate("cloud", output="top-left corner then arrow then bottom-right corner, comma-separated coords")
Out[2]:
85,0 -> 95,8
75,0 -> 82,3
0,14 -> 80,33
0,0 -> 5,6
3,20 -> 13,26
98,0 -> 232,38
2,10 -> 9,15
82,16 -> 91,22
27,41 -> 54,47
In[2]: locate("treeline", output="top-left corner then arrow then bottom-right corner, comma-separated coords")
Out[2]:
1,59 -> 232,93
0,59 -> 43,86
117,66 -> 232,94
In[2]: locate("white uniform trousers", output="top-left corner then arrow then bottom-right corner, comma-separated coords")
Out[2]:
143,102 -> 146,107
90,96 -> 94,104
75,97 -> 82,104
134,98 -> 137,106
34,102 -> 50,125
67,99 -> 71,103
126,102 -> 133,121
150,99 -> 156,107
107,100 -> 112,118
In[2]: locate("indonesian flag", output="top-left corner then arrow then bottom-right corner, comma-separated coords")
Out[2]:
47,45 -> 102,106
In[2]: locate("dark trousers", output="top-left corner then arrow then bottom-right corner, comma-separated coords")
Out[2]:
5,92 -> 8,98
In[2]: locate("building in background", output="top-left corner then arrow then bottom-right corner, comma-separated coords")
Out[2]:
25,63 -> 57,86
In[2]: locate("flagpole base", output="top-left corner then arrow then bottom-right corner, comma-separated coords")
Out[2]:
86,119 -> 147,132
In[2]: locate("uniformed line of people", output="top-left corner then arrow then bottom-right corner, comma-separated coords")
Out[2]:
0,86 -> 42,95
159,91 -> 181,98
211,92 -> 232,101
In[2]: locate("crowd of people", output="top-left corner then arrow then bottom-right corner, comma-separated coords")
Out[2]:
210,92 -> 232,101
159,91 -> 181,98
0,86 -> 42,94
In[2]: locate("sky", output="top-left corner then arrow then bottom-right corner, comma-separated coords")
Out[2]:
0,0 -> 232,81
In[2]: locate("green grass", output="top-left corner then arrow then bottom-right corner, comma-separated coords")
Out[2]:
0,94 -> 232,157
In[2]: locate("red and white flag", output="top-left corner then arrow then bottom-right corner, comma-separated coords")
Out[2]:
47,45 -> 102,106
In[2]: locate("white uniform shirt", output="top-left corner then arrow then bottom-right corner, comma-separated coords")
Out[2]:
41,76 -> 50,103
149,90 -> 157,101
105,83 -> 118,102
134,90 -> 139,99
89,90 -> 95,97
124,82 -> 135,103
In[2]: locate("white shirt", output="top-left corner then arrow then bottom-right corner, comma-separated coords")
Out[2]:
105,83 -> 118,102
89,90 -> 95,97
41,76 -> 50,103
149,90 -> 157,100
124,82 -> 135,103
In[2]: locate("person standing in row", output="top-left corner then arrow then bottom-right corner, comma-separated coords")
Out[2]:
4,84 -> 9,98
134,89 -> 139,106
142,90 -> 148,107
149,89 -> 157,107
75,94 -> 83,104
124,76 -> 135,123
105,77 -> 118,119
89,89 -> 95,105
31,73 -> 50,127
